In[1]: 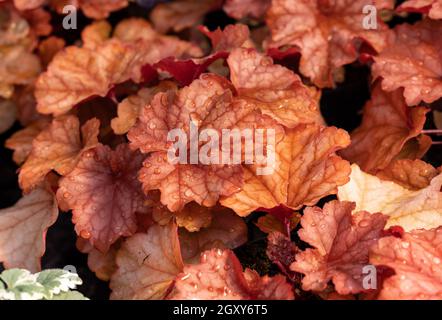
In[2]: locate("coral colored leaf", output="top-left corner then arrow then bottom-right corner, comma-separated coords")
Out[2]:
376,159 -> 439,190
340,84 -> 430,173
151,203 -> 213,233
370,228 -> 442,299
291,201 -> 387,294
147,191 -> 213,232
13,0 -> 45,10
141,153 -> 243,212
19,116 -> 99,192
0,187 -> 58,272
373,20 -> 442,105
21,8 -> 52,37
223,0 -> 270,19
110,222 -> 183,300
49,0 -> 128,19
129,74 -> 256,211
221,124 -> 351,216
398,0 -> 442,19
179,207 -> 247,263
114,17 -> 203,58
38,36 -> 66,68
175,202 -> 213,232
81,20 -> 112,50
80,0 -> 128,19
111,82 -> 176,135
199,24 -> 252,52
35,41 -> 145,116
76,238 -> 119,281
227,48 -> 322,128
36,20 -> 199,116
0,46 -> 41,99
150,0 -> 221,33
5,119 -> 49,165
242,268 -> 295,300
266,0 -> 391,87
57,143 -> 145,252
171,249 -> 294,300
338,164 -> 442,231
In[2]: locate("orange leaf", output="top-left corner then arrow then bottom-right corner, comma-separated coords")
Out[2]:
266,0 -> 392,87
19,115 -> 99,192
341,84 -> 430,173
221,124 -> 351,216
0,187 -> 58,272
5,119 -> 49,165
370,227 -> 442,299
228,48 -> 322,128
376,159 -> 439,190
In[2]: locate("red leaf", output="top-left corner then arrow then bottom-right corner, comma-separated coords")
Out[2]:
57,143 -> 145,252
267,232 -> 299,281
153,52 -> 229,86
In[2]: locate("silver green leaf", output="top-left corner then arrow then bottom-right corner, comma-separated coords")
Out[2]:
0,268 -> 88,300
50,291 -> 89,300
36,269 -> 82,298
0,269 -> 46,300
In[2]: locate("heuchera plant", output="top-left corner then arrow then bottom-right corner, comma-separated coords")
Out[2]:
0,0 -> 442,300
